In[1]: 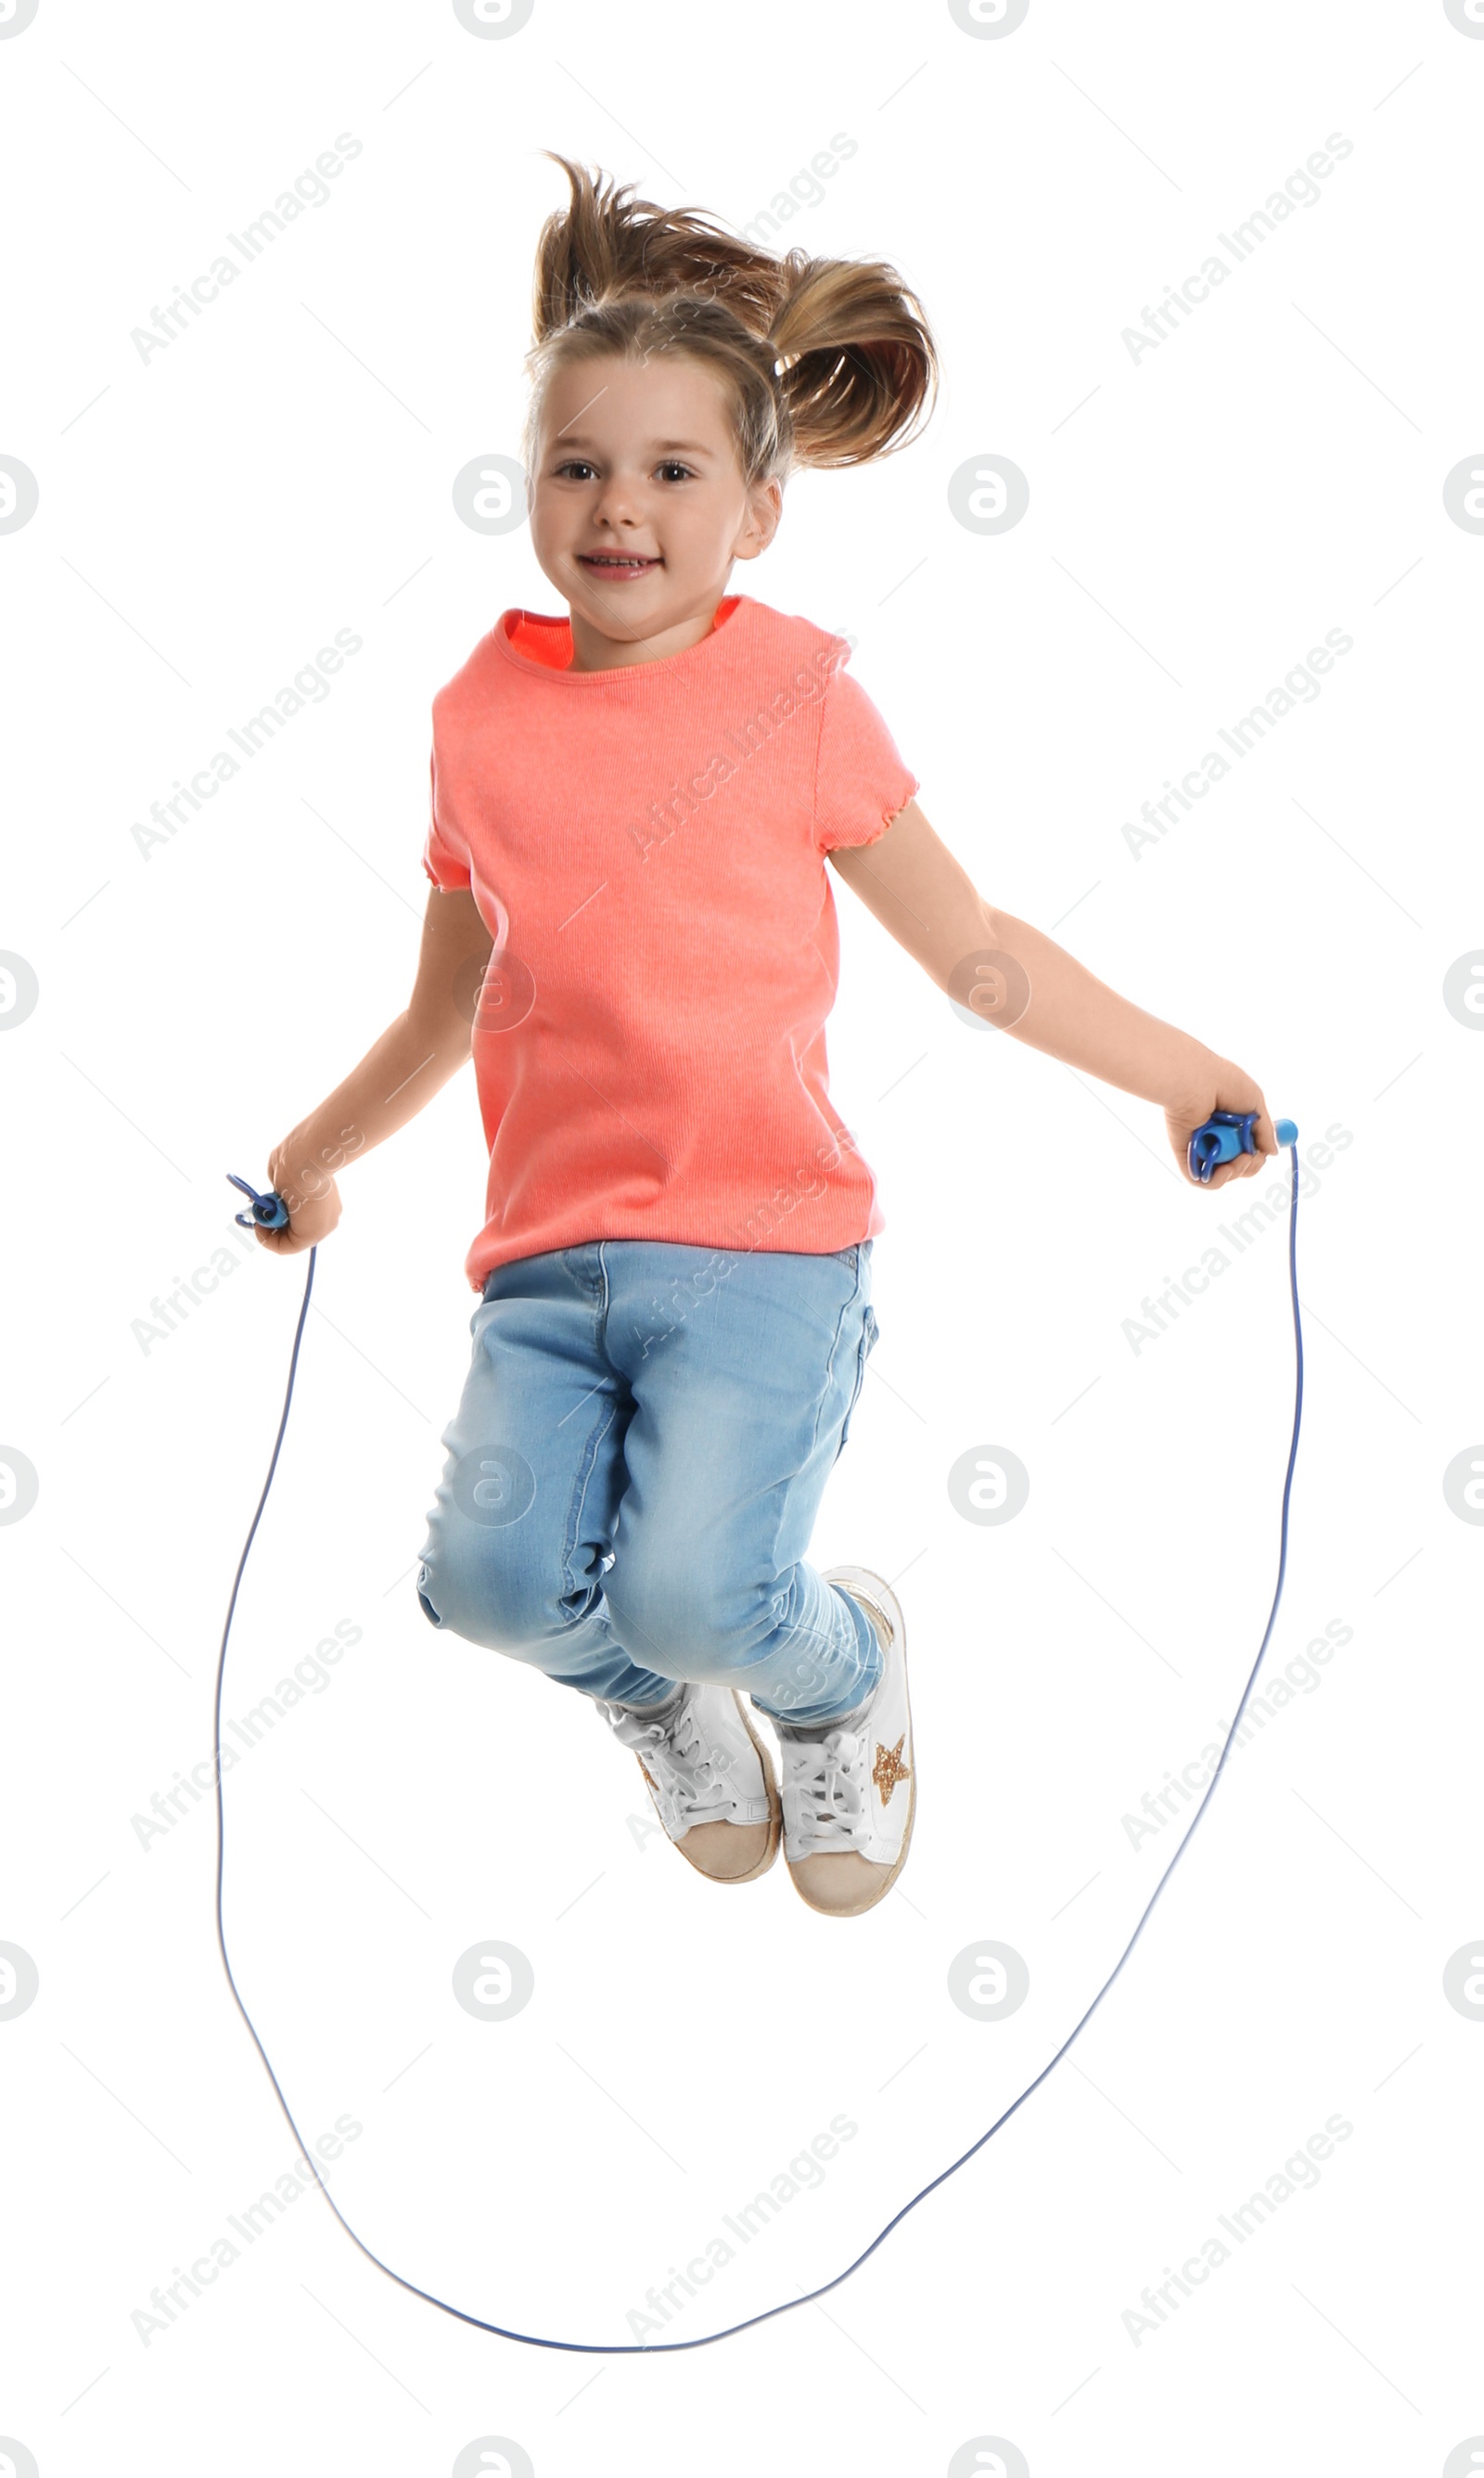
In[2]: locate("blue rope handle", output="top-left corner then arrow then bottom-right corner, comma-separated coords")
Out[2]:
213,1132 -> 1304,2352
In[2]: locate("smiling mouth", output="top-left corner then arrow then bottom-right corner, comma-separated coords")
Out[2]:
578,553 -> 661,572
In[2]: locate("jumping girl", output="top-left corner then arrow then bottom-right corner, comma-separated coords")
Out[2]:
256,156 -> 1278,1921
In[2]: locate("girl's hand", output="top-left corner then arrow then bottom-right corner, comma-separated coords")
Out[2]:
253,1143 -> 343,1255
1165,1056 -> 1279,1190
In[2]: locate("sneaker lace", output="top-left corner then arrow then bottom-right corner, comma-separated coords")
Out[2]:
606,1697 -> 733,1836
780,1727 -> 868,1852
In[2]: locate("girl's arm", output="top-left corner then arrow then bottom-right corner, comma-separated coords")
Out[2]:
829,799 -> 1276,1188
258,886 -> 494,1254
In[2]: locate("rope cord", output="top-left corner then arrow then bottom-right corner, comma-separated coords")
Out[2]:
211,1143 -> 1303,2352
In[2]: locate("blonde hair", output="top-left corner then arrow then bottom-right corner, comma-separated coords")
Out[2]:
520,152 -> 939,487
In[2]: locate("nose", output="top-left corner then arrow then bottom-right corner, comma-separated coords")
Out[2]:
590,472 -> 645,531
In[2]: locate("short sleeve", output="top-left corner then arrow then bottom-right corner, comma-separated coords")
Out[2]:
422,740 -> 472,892
812,655 -> 918,854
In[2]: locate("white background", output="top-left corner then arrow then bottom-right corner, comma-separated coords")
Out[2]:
2,0 -> 1481,2472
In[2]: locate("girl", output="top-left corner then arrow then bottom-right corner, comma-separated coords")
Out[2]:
258,157 -> 1278,1922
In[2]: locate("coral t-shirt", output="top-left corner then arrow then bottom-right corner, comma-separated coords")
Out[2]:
422,592 -> 918,1290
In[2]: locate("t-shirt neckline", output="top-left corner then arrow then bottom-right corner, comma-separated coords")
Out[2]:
495,593 -> 748,683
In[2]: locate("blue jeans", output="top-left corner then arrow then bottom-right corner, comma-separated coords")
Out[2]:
415,1237 -> 883,1726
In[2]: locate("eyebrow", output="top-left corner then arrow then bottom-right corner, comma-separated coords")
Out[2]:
553,436 -> 715,456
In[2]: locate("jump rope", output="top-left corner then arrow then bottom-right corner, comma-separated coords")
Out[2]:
215,1106 -> 1303,2353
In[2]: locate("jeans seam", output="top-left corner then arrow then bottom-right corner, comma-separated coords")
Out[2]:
558,1246 -> 620,1626
595,1240 -> 612,1356
838,1303 -> 877,1452
560,1395 -> 624,1622
808,1251 -> 865,1460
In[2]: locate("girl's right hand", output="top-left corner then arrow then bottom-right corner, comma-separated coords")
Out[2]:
1164,1055 -> 1277,1188
253,1146 -> 343,1256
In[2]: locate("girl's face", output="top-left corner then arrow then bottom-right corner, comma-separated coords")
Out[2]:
529,353 -> 782,649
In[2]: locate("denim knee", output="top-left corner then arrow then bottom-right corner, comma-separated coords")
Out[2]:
604,1561 -> 763,1686
416,1525 -> 568,1653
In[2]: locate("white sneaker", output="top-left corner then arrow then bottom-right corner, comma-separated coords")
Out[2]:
772,1566 -> 915,1918
595,1681 -> 781,1883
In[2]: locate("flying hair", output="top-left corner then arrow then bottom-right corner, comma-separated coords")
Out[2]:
520,152 -> 940,486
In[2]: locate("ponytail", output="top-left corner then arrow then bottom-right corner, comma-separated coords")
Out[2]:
522,153 -> 938,483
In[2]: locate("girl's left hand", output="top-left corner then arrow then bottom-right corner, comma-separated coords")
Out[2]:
1165,1057 -> 1279,1189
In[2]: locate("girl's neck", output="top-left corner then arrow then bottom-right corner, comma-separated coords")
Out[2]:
566,597 -> 726,674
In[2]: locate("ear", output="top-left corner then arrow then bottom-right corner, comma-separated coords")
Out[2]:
733,475 -> 783,562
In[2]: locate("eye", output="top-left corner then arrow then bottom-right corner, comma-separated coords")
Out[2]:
554,459 -> 596,481
656,461 -> 696,483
